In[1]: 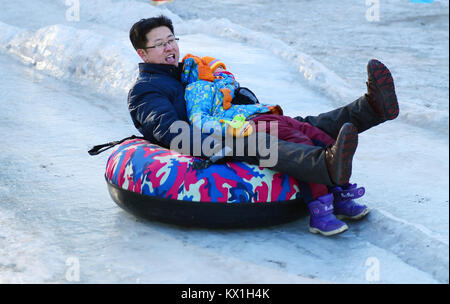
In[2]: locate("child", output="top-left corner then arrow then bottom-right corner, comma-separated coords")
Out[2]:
181,53 -> 281,137
181,54 -> 369,236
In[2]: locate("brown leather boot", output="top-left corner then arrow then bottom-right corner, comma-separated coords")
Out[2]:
366,59 -> 399,121
325,123 -> 358,185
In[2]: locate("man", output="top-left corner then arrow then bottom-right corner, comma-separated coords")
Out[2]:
127,15 -> 399,235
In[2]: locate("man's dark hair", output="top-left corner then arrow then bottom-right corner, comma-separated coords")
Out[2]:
129,15 -> 174,50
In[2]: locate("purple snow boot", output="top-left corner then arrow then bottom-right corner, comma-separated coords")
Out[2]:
331,183 -> 370,220
308,193 -> 348,236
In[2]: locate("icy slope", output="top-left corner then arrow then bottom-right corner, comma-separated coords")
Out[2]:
1,0 -> 447,132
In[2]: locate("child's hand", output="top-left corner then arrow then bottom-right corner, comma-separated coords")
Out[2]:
226,121 -> 253,137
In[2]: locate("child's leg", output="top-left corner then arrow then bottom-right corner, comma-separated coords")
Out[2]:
286,116 -> 335,147
250,114 -> 349,236
298,181 -> 329,203
250,114 -> 329,202
251,114 -> 329,146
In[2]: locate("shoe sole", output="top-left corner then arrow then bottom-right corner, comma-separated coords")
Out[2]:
334,123 -> 358,185
309,224 -> 349,236
336,207 -> 370,220
367,59 -> 399,120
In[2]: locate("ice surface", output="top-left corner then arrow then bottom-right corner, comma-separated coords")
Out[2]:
0,0 -> 448,283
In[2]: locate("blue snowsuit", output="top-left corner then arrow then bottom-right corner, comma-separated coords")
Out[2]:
181,57 -> 279,136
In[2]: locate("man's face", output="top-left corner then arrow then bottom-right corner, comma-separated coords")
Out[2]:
138,26 -> 180,66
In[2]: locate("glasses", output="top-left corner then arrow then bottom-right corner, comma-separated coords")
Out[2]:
144,37 -> 179,50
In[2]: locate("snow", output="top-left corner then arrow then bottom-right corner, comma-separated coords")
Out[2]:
0,0 -> 448,283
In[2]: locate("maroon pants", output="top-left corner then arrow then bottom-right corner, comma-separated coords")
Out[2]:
250,114 -> 335,201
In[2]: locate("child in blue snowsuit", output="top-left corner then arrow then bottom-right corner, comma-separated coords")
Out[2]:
181,53 -> 281,138
181,54 -> 369,236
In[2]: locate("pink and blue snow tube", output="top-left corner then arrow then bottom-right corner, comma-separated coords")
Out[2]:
105,138 -> 305,228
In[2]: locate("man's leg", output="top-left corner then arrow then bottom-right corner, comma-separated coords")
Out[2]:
294,95 -> 379,139
226,125 -> 357,187
224,132 -> 332,185
294,59 -> 399,139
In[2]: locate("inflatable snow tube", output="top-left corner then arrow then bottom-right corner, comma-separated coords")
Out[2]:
105,138 -> 306,228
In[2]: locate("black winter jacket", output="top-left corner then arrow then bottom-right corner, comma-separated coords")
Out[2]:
128,62 -> 260,157
128,63 -> 191,148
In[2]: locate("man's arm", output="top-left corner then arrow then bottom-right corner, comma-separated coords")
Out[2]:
128,84 -> 183,148
128,83 -> 216,157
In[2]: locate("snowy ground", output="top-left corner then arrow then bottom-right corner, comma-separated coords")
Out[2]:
0,0 -> 448,283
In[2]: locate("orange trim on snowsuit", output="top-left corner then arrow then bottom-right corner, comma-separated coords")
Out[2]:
220,88 -> 232,110
182,54 -> 215,82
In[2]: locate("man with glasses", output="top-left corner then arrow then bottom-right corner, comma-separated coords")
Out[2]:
127,15 -> 399,235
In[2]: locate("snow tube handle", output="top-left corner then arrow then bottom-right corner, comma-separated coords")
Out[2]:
88,135 -> 143,156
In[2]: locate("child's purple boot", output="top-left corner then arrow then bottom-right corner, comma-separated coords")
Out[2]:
331,183 -> 370,220
308,193 -> 348,236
